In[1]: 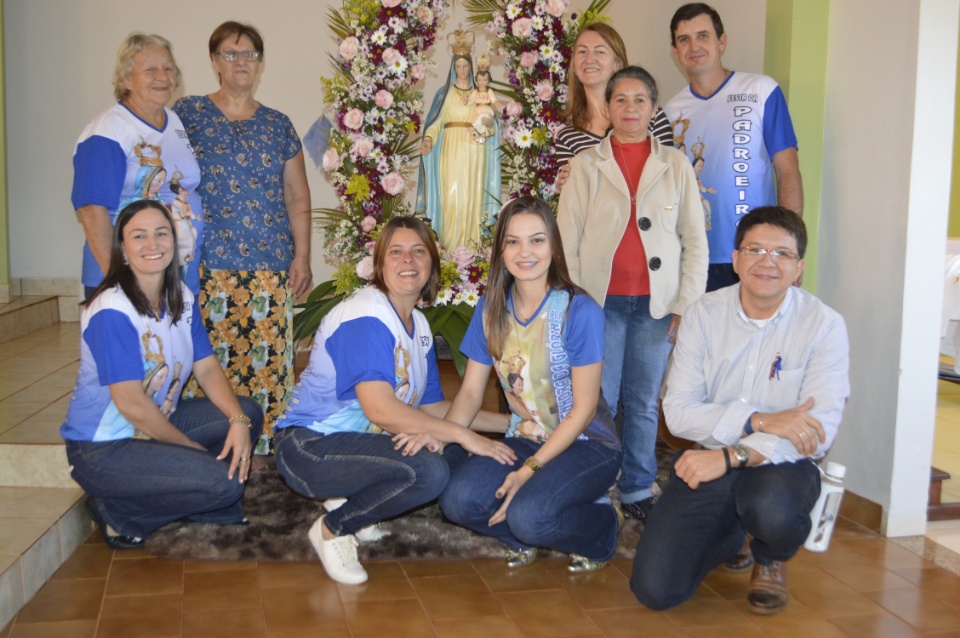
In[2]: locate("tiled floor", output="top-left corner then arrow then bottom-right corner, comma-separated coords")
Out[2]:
2,322 -> 960,636
3,522 -> 960,638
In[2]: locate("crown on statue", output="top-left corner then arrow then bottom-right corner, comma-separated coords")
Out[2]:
448,27 -> 474,56
134,139 -> 163,167
691,136 -> 705,160
476,50 -> 491,73
171,167 -> 185,186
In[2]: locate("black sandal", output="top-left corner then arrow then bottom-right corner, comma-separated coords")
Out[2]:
84,496 -> 145,550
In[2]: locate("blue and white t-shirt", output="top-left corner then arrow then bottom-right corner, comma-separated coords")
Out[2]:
275,286 -> 444,435
61,284 -> 213,442
461,289 -> 619,450
664,72 -> 798,262
72,103 -> 205,293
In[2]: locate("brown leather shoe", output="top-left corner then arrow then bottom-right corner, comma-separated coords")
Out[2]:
747,560 -> 788,615
724,536 -> 754,573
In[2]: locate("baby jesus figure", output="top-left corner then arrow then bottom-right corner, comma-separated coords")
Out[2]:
464,68 -> 500,144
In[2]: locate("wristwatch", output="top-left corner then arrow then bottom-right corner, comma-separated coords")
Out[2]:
731,444 -> 750,468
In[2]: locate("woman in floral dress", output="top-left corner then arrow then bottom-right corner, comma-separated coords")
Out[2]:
174,21 -> 312,447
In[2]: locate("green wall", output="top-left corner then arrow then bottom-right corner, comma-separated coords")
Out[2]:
950,17 -> 960,237
764,0 -> 829,291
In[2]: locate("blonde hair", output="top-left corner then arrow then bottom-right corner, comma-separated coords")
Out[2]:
112,33 -> 182,101
562,23 -> 627,131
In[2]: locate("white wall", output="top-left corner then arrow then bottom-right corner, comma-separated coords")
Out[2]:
3,0 -> 763,286
818,0 -> 958,535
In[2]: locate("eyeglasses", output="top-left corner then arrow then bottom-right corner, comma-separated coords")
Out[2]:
737,247 -> 800,262
216,50 -> 262,62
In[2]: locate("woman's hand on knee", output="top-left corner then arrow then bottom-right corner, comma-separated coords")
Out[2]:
218,422 -> 254,484
488,467 -> 531,526
392,432 -> 443,456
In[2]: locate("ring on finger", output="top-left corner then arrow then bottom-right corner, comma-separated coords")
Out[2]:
798,431 -> 807,438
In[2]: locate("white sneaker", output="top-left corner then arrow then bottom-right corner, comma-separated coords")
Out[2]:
324,498 -> 392,544
308,515 -> 368,585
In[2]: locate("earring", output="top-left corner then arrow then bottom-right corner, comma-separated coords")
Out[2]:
122,253 -> 129,265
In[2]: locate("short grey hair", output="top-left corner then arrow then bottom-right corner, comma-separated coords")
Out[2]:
605,65 -> 659,107
112,33 -> 182,101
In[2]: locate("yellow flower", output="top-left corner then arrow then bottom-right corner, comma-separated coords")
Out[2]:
345,174 -> 371,202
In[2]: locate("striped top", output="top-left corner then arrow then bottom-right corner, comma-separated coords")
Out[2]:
556,106 -> 673,168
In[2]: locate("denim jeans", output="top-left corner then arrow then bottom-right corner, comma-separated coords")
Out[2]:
65,396 -> 264,538
273,427 -> 451,536
439,437 -> 622,560
601,295 -> 673,503
631,454 -> 821,610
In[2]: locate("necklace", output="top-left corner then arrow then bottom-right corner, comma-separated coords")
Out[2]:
615,141 -> 638,205
149,299 -> 162,318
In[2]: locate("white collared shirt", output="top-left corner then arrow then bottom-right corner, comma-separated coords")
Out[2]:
663,284 -> 850,463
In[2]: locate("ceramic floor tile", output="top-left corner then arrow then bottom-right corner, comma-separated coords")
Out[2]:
584,607 -> 689,638
552,564 -> 642,610
864,586 -> 960,632
683,624 -> 764,637
182,566 -> 262,612
14,578 -> 105,623
261,583 -> 348,636
410,573 -> 504,620
98,592 -> 181,638
789,569 -> 887,617
840,538 -> 934,570
434,616 -> 526,638
729,597 -> 848,637
342,598 -> 436,638
0,519 -> 55,557
660,585 -> 750,628
7,619 -> 97,638
816,558 -> 916,592
827,612 -> 922,638
400,559 -> 476,578
182,606 -> 268,638
495,589 -> 603,637
104,557 -> 182,596
472,558 -> 561,592
335,561 -> 416,603
257,561 -> 328,589
51,543 -> 112,580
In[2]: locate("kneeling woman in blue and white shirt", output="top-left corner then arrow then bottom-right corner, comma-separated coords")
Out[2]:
274,215 -> 516,585
62,199 -> 264,550
440,196 -> 623,572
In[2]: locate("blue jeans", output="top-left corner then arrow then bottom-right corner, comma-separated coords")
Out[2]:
602,295 -> 673,503
631,454 -> 821,610
65,396 -> 264,538
439,437 -> 622,560
273,427 -> 451,536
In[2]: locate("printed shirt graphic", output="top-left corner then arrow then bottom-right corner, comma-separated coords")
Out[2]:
71,103 -> 205,292
275,287 -> 444,435
461,290 -> 620,450
664,72 -> 797,262
61,284 -> 213,442
174,96 -> 303,272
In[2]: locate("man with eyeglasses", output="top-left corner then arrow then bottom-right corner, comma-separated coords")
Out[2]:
630,206 -> 849,615
664,3 -> 803,292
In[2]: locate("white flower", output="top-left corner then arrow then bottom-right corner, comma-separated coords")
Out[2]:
532,16 -> 544,30
506,3 -> 521,19
539,44 -> 554,59
513,127 -> 534,148
435,288 -> 452,306
462,289 -> 480,307
372,28 -> 388,45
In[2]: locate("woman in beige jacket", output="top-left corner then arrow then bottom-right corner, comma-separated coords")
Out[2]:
557,66 -> 708,522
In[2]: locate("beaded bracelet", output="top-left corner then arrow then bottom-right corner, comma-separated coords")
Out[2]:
229,414 -> 252,429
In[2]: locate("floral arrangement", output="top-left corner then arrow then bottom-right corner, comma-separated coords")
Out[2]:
316,0 -> 449,269
464,0 -> 611,208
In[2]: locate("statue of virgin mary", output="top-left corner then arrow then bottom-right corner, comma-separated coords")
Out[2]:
416,29 -> 501,251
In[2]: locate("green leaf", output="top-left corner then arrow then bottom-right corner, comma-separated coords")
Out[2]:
293,292 -> 345,343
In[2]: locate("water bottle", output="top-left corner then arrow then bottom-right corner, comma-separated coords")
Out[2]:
804,462 -> 846,552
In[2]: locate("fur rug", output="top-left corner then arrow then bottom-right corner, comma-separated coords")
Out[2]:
146,446 -> 675,563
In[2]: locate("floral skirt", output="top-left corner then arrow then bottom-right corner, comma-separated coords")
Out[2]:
183,269 -> 293,444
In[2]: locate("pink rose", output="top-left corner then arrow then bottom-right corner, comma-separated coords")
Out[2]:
361,215 -> 377,233
417,6 -> 434,24
339,37 -> 360,61
545,0 -> 568,18
366,241 -> 376,255
356,256 -> 374,281
512,17 -> 534,38
519,51 -> 538,69
410,64 -> 425,81
352,136 -> 374,158
450,247 -> 476,270
382,47 -> 400,65
536,81 -> 555,101
343,108 -> 364,130
321,149 -> 342,172
381,172 -> 405,196
381,0 -> 401,6
505,101 -> 523,118
375,90 -> 394,109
